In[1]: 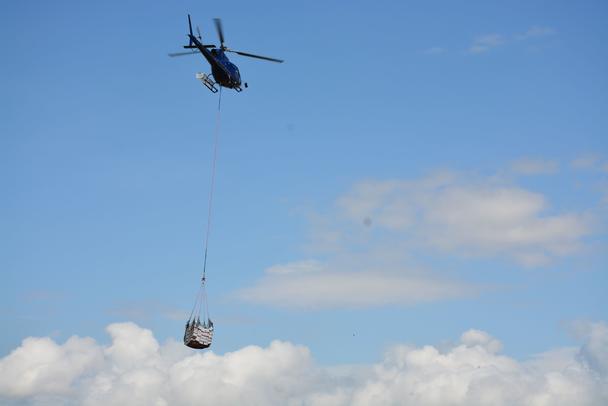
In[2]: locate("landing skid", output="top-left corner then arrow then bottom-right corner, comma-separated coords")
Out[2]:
195,72 -> 218,93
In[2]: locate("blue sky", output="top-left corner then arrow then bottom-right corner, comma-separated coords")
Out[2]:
2,0 -> 608,392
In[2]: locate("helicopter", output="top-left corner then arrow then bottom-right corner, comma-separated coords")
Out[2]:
169,15 -> 283,93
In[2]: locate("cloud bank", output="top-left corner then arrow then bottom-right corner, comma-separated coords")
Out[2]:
1,322 -> 607,405
236,170 -> 592,309
336,173 -> 590,266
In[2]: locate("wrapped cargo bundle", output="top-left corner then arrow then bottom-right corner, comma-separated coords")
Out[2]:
184,318 -> 214,349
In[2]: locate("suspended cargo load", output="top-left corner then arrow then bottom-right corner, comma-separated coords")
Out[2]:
185,276 -> 214,349
184,318 -> 214,349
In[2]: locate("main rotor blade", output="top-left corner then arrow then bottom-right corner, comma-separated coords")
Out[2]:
168,47 -> 216,57
213,18 -> 225,47
168,51 -> 199,57
196,26 -> 202,40
226,49 -> 284,63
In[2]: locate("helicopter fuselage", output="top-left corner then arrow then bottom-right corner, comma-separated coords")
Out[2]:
189,34 -> 242,90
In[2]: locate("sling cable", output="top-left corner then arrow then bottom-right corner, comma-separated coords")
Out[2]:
184,88 -> 222,349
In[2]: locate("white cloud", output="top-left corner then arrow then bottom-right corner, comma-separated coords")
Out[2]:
237,260 -> 476,309
468,26 -> 556,54
265,259 -> 326,275
571,154 -> 601,170
510,158 -> 559,175
570,321 -> 608,375
0,336 -> 103,398
235,171 -> 591,309
1,322 -> 607,405
337,173 -> 590,266
460,329 -> 503,354
515,26 -> 556,40
468,34 -> 505,54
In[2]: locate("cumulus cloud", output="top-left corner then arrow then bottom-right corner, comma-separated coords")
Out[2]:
237,260 -> 476,309
1,322 -> 607,405
460,329 -> 503,354
336,173 -> 590,266
570,321 -> 608,375
0,336 -> 102,398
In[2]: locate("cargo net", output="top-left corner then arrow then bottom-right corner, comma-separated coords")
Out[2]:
184,278 -> 214,349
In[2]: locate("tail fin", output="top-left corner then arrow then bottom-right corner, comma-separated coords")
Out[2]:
188,14 -> 194,46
